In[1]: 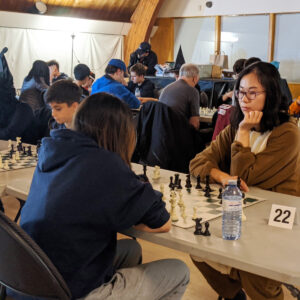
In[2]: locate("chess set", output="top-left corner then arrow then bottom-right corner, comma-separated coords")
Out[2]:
137,165 -> 265,229
0,138 -> 38,172
199,106 -> 217,116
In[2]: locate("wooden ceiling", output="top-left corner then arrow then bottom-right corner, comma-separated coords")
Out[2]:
0,0 -> 141,22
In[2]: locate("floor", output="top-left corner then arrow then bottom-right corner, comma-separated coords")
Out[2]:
1,195 -> 296,300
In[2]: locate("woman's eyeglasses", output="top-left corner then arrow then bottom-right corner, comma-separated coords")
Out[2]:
234,90 -> 265,101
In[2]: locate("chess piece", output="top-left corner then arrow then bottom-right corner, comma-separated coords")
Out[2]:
15,151 -> 20,161
192,207 -> 197,220
160,184 -> 165,200
8,139 -> 12,149
23,146 -> 26,155
169,176 -> 174,188
194,218 -> 203,235
204,189 -> 210,198
174,173 -> 179,186
171,208 -> 179,222
27,146 -> 32,156
205,175 -> 212,192
152,165 -> 160,180
218,187 -> 223,199
177,179 -> 182,190
185,174 -> 192,188
203,221 -> 211,236
3,160 -> 9,170
196,176 -> 202,190
11,154 -> 16,164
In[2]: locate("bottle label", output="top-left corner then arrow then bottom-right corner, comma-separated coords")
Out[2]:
223,200 -> 242,212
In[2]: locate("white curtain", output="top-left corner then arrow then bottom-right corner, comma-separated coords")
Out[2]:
0,27 -> 123,88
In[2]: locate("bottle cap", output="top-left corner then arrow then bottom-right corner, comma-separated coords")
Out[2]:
228,180 -> 237,185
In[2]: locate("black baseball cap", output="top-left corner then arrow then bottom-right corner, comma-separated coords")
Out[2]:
138,42 -> 151,54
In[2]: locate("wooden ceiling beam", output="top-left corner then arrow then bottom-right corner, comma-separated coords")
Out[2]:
124,0 -> 165,65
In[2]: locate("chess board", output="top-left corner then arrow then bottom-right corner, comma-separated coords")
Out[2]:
0,146 -> 37,172
133,164 -> 265,229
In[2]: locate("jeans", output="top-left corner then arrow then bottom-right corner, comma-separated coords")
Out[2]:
83,239 -> 190,300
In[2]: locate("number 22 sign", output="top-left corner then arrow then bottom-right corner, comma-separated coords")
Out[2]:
268,204 -> 297,230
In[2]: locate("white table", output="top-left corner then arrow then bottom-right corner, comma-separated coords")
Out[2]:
1,161 -> 300,286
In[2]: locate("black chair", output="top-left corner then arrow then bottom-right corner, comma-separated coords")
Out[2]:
0,211 -> 71,300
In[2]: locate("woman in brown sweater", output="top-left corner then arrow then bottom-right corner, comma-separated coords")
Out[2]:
190,62 -> 300,300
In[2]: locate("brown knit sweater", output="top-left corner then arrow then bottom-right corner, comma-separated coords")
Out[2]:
190,118 -> 300,196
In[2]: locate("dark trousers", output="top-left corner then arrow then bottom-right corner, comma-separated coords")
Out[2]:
191,259 -> 284,300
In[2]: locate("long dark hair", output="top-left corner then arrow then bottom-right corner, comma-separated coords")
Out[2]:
231,62 -> 289,132
25,60 -> 50,85
73,93 -> 136,166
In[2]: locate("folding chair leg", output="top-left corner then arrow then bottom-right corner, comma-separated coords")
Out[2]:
14,198 -> 25,223
0,284 -> 6,300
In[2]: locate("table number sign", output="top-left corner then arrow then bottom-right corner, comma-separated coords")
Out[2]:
268,204 -> 297,230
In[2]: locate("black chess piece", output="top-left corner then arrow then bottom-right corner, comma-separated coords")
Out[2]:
17,142 -> 23,152
138,164 -> 149,182
194,218 -> 203,235
203,221 -> 211,236
196,176 -> 202,190
169,176 -> 174,188
174,174 -> 179,186
27,146 -> 32,156
204,189 -> 210,198
11,144 -> 14,153
218,187 -> 223,199
185,174 -> 192,188
205,175 -> 212,192
177,178 -> 182,189
23,146 -> 26,155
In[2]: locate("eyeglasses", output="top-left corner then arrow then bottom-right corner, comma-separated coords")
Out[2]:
234,90 -> 265,101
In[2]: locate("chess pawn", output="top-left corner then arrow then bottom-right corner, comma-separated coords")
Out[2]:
8,139 -> 12,148
160,184 -> 166,201
152,165 -> 160,180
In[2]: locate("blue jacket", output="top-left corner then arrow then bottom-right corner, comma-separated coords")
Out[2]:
91,75 -> 140,109
20,129 -> 169,299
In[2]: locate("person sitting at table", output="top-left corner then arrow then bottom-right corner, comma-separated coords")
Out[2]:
159,63 -> 200,130
73,63 -> 92,101
0,48 -> 39,144
19,60 -> 49,112
128,42 -> 158,76
189,61 -> 300,300
18,93 -> 190,300
45,79 -> 82,130
47,59 -> 69,85
216,58 -> 246,107
92,59 -> 141,109
128,63 -> 156,98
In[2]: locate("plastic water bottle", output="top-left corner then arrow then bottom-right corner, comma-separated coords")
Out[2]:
135,87 -> 141,97
222,180 -> 242,240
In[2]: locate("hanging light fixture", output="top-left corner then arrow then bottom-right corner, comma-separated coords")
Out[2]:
30,1 -> 47,14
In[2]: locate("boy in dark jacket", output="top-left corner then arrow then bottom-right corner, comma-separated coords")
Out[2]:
45,79 -> 82,129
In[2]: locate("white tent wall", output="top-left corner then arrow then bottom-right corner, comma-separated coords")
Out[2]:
0,11 -> 130,89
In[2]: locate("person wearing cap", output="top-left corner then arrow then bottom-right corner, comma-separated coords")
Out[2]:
128,42 -> 158,76
91,59 -> 141,109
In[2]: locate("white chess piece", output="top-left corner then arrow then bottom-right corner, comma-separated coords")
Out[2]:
11,154 -> 16,164
192,207 -> 197,220
3,160 -> 9,170
16,151 -> 20,161
8,139 -> 12,149
152,165 -> 161,180
171,207 -> 179,222
160,184 -> 166,201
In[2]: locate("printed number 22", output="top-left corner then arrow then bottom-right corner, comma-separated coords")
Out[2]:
274,209 -> 291,224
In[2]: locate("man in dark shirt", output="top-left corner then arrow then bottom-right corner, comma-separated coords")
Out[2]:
128,63 -> 156,98
47,60 -> 69,84
159,63 -> 200,130
128,42 -> 158,76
